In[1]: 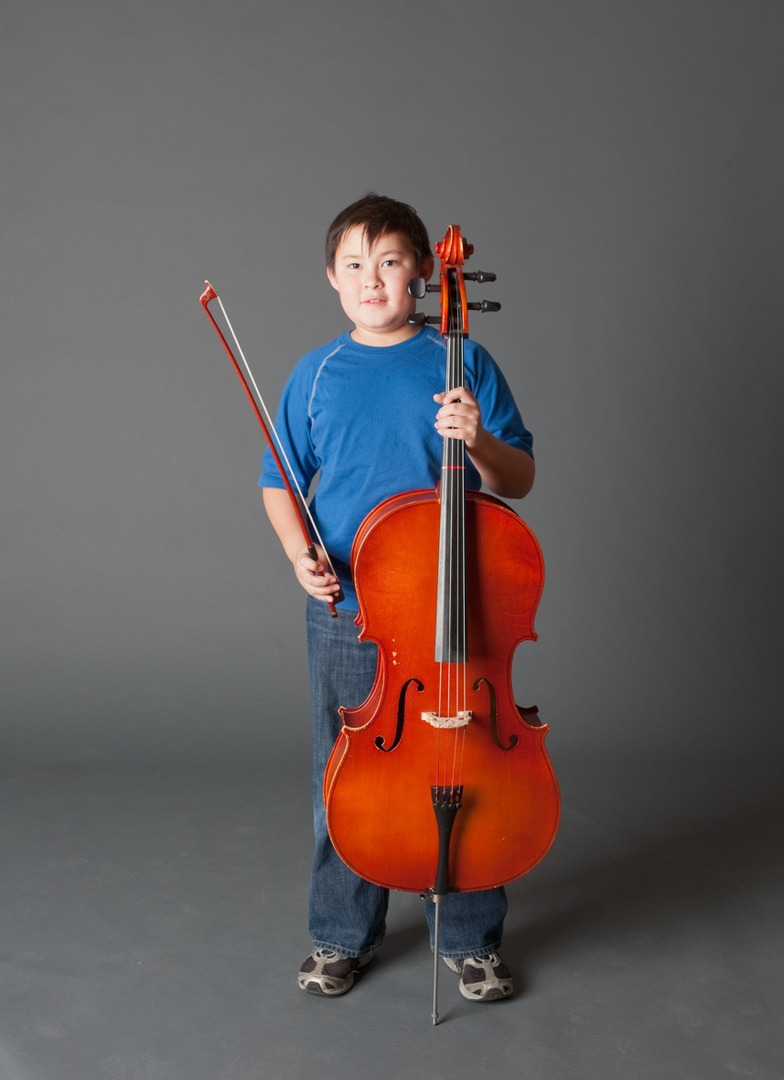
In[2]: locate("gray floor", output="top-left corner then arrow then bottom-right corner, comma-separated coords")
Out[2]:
1,751 -> 781,1080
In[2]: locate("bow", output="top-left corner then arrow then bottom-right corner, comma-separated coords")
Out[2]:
199,281 -> 343,616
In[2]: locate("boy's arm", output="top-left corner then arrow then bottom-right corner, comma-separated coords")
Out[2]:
261,487 -> 341,602
466,433 -> 535,499
434,388 -> 535,499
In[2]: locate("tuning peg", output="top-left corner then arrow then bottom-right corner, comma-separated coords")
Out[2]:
408,278 -> 441,298
407,312 -> 441,327
463,271 -> 497,283
467,300 -> 501,313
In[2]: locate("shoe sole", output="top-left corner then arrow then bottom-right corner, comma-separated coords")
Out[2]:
299,976 -> 355,997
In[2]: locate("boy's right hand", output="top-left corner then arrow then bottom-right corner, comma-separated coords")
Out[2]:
294,545 -> 342,603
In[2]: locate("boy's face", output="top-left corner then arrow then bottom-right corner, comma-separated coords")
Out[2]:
327,226 -> 434,346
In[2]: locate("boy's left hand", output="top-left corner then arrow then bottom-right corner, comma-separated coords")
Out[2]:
433,386 -> 535,500
433,387 -> 483,450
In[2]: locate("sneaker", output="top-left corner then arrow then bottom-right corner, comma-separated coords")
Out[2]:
442,952 -> 514,1002
297,948 -> 374,996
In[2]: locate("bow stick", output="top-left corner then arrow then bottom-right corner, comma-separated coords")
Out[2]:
200,281 -> 343,617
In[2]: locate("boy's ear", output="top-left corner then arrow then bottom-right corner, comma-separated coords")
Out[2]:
326,265 -> 339,291
420,255 -> 435,282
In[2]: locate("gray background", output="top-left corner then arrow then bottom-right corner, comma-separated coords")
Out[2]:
2,0 -> 782,773
1,2 -> 782,1078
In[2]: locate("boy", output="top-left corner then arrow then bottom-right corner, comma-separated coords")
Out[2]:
260,194 -> 535,1002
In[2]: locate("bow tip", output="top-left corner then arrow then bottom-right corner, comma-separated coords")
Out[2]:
200,281 -> 217,306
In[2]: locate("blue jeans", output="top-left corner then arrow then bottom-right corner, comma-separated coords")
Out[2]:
305,596 -> 508,960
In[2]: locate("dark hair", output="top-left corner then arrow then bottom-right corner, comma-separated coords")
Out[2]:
325,193 -> 432,270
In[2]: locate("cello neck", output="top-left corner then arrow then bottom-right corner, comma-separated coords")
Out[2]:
434,268 -> 467,663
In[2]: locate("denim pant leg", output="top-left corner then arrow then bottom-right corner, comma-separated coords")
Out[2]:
305,595 -> 509,961
423,885 -> 508,960
306,597 -> 388,958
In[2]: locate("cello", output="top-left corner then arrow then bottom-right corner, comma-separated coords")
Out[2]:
323,226 -> 560,1020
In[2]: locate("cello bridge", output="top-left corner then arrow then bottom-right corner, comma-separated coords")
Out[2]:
421,710 -> 472,730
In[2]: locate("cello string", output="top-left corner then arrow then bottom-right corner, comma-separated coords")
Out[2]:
450,277 -> 467,790
457,280 -> 466,789
446,282 -> 457,788
456,326 -> 468,789
435,265 -> 471,792
437,284 -> 452,790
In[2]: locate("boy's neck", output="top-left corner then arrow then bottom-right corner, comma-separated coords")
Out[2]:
349,324 -> 420,347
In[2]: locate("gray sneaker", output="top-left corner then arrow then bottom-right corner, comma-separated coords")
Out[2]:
298,948 -> 375,996
443,952 -> 514,1001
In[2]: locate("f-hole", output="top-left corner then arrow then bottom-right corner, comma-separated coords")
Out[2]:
375,678 -> 425,752
473,677 -> 519,751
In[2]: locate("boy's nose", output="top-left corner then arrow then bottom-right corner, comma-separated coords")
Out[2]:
363,270 -> 382,287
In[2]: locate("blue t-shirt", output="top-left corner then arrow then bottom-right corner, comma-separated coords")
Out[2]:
259,326 -> 532,609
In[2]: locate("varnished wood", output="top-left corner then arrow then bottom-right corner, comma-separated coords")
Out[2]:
324,489 -> 559,892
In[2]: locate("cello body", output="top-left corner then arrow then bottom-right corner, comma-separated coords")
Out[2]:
324,486 -> 559,893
